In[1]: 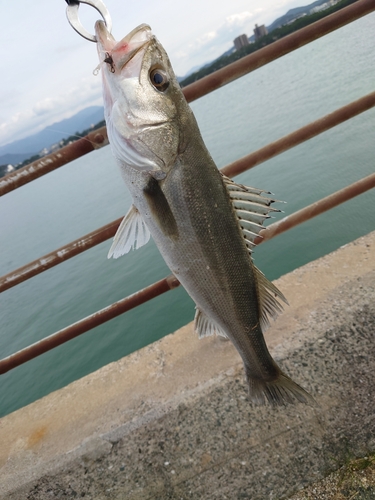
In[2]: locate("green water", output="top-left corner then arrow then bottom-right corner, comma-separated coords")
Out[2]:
0,13 -> 374,417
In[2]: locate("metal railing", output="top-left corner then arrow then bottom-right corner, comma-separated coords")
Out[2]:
1,0 -> 374,375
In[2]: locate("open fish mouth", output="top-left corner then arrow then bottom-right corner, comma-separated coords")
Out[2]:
95,21 -> 152,72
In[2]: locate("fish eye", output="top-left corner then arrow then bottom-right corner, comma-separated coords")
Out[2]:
150,68 -> 169,92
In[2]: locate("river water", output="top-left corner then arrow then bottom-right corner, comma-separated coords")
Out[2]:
1,13 -> 374,417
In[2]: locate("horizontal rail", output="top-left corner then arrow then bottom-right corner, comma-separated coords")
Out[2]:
1,0 -> 374,197
0,2 -> 374,374
255,171 -> 375,244
0,128 -> 108,196
0,275 -> 180,375
1,171 -> 374,374
221,89 -> 375,177
0,218 -> 122,293
182,0 -> 375,102
1,89 -> 374,294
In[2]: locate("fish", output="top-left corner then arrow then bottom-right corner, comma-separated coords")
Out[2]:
94,20 -> 313,405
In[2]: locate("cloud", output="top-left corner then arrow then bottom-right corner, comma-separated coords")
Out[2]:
0,76 -> 103,147
224,11 -> 256,29
192,11 -> 256,50
33,98 -> 59,116
171,10 -> 263,75
192,30 -> 217,50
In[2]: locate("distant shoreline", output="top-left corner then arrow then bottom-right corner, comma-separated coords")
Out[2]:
0,120 -> 106,180
179,0 -> 358,88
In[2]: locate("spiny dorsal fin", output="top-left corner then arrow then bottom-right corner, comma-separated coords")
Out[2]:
221,173 -> 281,249
194,308 -> 228,339
221,174 -> 287,328
108,204 -> 150,259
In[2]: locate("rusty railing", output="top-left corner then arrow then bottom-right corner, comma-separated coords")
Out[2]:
0,0 -> 374,375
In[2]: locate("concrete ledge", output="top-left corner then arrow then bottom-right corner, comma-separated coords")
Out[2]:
1,232 -> 375,499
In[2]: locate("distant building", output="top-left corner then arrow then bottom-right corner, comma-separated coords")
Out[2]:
253,24 -> 268,41
233,34 -> 249,51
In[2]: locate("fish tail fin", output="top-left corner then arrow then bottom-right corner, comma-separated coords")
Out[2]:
245,367 -> 315,406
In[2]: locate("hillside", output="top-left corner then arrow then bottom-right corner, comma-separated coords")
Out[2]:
267,0 -> 328,31
0,106 -> 104,161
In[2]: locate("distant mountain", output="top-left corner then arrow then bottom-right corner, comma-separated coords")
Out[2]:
178,61 -> 215,81
266,0 -> 328,32
0,152 -> 37,166
0,106 -> 104,164
178,45 -> 238,82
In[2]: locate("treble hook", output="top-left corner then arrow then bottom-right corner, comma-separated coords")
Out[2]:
65,0 -> 112,42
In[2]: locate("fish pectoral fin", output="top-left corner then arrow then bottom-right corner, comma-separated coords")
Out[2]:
194,308 -> 228,339
143,176 -> 179,240
108,204 -> 151,259
254,265 -> 289,331
221,173 -> 282,253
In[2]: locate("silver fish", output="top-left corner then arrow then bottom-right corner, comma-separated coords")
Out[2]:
95,21 -> 313,405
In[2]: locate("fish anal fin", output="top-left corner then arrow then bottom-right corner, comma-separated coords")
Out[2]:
194,308 -> 228,339
108,204 -> 151,259
253,265 -> 288,331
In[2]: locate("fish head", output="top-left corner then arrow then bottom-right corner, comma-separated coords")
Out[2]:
95,21 -> 189,180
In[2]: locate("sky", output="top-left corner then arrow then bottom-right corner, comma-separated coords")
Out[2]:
0,0 -> 307,149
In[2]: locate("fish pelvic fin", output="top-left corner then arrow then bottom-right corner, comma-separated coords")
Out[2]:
194,308 -> 228,339
245,366 -> 315,406
108,204 -> 150,258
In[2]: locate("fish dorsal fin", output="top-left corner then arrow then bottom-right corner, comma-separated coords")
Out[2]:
108,204 -> 151,259
194,308 -> 228,339
221,174 -> 288,328
254,265 -> 289,331
221,173 -> 281,251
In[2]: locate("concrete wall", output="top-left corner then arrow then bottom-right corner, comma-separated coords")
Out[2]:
1,232 -> 375,499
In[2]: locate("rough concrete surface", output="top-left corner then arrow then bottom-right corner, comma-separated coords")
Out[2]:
288,453 -> 375,499
0,232 -> 374,499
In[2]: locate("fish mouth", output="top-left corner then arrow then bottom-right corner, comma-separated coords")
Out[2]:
95,21 -> 153,72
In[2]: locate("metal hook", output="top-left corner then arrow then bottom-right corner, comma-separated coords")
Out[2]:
66,0 -> 112,42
